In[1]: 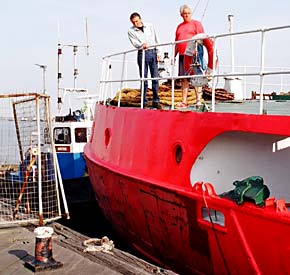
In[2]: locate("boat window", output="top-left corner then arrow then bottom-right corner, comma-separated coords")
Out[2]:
202,207 -> 225,226
75,128 -> 87,143
54,127 -> 71,144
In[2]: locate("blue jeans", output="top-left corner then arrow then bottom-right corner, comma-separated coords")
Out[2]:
137,49 -> 159,105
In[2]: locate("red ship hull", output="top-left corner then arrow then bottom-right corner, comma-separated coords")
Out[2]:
84,104 -> 290,274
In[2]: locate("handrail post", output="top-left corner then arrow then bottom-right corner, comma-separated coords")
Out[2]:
99,58 -> 106,102
211,37 -> 217,112
259,30 -> 266,114
171,43 -> 176,110
280,67 -> 283,93
125,60 -> 128,88
243,66 -> 247,99
140,49 -> 145,108
104,57 -> 111,105
118,53 -> 127,107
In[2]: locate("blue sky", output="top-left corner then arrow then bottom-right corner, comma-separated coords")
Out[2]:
1,1 -> 290,111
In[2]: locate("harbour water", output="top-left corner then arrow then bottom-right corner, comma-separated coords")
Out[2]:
60,201 -> 118,241
59,199 -> 146,261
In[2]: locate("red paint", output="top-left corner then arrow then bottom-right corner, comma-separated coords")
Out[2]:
84,104 -> 290,274
203,37 -> 216,70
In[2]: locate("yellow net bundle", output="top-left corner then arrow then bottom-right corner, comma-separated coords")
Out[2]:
110,85 -> 198,107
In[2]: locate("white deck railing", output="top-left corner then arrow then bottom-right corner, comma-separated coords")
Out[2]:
98,25 -> 290,114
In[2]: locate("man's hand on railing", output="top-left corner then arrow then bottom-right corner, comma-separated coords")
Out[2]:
205,68 -> 213,76
157,53 -> 162,62
205,68 -> 213,81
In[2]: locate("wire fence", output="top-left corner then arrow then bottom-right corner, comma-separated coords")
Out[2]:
0,93 -> 66,226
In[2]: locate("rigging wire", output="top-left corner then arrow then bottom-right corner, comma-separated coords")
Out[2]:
192,0 -> 202,15
193,1 -> 218,90
202,185 -> 231,275
201,0 -> 211,22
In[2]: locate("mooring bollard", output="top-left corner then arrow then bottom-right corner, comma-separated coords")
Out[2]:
25,226 -> 63,272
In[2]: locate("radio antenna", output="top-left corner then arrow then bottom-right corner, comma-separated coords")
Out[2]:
57,18 -> 61,45
57,19 -> 90,112
85,18 -> 89,56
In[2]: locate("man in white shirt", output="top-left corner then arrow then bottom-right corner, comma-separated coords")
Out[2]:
128,12 -> 161,109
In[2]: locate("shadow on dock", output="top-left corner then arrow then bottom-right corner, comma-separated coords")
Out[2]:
9,249 -> 34,262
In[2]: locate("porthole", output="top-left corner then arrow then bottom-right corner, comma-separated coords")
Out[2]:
174,144 -> 183,164
104,128 -> 111,147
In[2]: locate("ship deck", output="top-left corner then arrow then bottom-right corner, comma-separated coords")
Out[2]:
206,99 -> 290,115
161,99 -> 290,116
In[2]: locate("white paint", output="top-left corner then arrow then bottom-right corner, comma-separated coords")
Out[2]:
190,132 -> 290,201
274,137 -> 290,152
34,226 -> 54,238
224,76 -> 243,100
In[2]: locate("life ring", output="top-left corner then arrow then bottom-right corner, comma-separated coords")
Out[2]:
183,33 -> 217,75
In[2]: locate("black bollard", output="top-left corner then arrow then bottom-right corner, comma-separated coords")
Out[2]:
25,226 -> 63,272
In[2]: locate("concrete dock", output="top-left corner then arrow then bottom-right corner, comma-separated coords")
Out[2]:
0,223 -> 177,275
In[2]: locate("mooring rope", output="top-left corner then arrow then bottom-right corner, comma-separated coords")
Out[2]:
202,183 -> 231,275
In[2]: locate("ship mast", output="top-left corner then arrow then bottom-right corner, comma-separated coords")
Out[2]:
57,18 -> 90,112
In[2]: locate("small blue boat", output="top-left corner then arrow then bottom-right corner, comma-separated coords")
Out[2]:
52,104 -> 94,204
